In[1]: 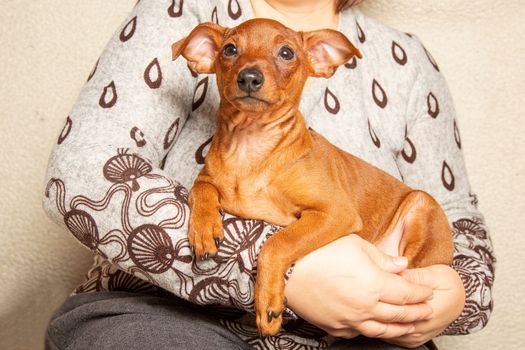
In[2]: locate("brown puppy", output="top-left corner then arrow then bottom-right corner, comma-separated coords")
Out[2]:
172,19 -> 453,336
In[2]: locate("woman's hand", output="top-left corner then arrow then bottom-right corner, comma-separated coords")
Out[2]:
384,265 -> 465,348
284,234 -> 435,339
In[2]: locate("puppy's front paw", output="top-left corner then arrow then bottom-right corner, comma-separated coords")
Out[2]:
255,282 -> 286,336
188,208 -> 224,260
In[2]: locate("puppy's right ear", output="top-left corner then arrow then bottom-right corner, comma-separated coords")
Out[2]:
172,22 -> 226,74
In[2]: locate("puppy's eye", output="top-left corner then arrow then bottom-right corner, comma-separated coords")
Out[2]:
278,46 -> 294,60
223,43 -> 238,57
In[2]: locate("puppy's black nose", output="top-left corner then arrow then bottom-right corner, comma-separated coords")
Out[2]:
237,69 -> 264,93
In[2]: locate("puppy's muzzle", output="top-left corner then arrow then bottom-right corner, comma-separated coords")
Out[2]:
237,68 -> 264,93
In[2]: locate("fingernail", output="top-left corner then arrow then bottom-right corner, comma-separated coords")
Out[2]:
393,256 -> 408,266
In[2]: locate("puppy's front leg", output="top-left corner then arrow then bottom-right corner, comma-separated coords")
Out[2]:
255,210 -> 362,336
188,176 -> 224,260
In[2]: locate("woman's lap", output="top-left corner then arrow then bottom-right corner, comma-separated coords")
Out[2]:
45,291 -> 251,350
328,337 -> 429,350
45,291 -> 429,350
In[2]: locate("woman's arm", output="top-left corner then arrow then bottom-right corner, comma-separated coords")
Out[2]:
43,1 -> 274,310
393,37 -> 496,337
284,36 -> 495,344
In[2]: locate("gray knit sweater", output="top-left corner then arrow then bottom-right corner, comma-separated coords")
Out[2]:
43,0 -> 495,348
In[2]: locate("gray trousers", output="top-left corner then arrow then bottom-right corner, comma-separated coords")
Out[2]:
45,291 -> 429,350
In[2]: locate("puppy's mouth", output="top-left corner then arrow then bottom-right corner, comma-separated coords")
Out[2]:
233,95 -> 271,105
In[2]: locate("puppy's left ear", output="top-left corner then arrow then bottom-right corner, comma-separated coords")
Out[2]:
172,22 -> 226,74
302,29 -> 362,78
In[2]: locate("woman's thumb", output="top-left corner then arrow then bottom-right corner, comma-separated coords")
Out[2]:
381,255 -> 408,273
365,243 -> 408,273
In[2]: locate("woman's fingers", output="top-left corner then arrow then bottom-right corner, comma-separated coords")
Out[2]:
328,328 -> 360,339
400,266 -> 441,289
379,273 -> 433,305
356,320 -> 415,339
371,301 -> 433,323
384,334 -> 429,349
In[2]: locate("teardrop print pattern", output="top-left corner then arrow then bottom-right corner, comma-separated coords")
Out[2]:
130,126 -> 146,147
168,0 -> 183,18
368,119 -> 381,148
372,79 -> 388,109
99,81 -> 118,108
356,21 -> 366,43
144,58 -> 162,89
188,65 -> 198,78
324,87 -> 340,115
192,77 -> 209,111
392,41 -> 407,66
427,92 -> 440,118
87,58 -> 99,82
424,46 -> 440,72
211,6 -> 219,24
159,154 -> 168,170
120,16 -> 137,42
441,161 -> 455,191
228,0 -> 242,20
128,224 -> 176,274
195,136 -> 213,164
401,137 -> 417,163
454,120 -> 462,149
57,116 -> 72,145
344,56 -> 358,69
103,150 -> 153,191
164,118 -> 180,150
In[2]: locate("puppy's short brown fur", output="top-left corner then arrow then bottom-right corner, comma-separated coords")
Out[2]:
172,19 -> 453,336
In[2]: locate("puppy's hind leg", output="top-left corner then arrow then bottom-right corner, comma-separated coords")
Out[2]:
376,191 -> 453,268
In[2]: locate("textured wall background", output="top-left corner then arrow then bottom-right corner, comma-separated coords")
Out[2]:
0,1 -> 523,349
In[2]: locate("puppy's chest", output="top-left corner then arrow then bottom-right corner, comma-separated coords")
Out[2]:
212,171 -> 297,227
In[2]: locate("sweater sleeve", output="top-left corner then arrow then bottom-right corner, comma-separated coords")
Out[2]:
43,0 -> 274,311
395,38 -> 496,335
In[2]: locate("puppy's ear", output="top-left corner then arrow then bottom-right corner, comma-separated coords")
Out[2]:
172,22 -> 226,74
302,30 -> 362,78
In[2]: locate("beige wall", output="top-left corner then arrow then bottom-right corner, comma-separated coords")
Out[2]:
0,1 -> 523,349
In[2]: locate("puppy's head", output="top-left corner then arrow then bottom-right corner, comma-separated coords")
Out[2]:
172,19 -> 361,113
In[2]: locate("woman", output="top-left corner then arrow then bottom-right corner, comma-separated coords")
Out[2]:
43,0 -> 495,349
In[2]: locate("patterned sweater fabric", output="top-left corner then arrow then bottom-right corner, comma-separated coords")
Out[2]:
43,0 -> 496,348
